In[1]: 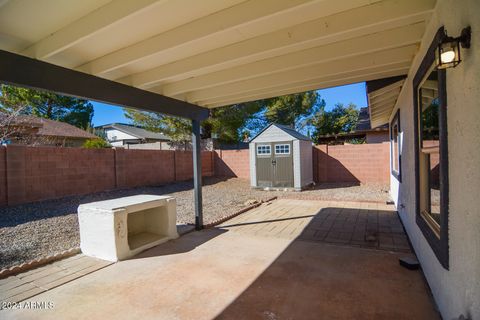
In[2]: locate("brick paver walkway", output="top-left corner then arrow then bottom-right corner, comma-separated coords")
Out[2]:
218,199 -> 411,252
0,255 -> 112,304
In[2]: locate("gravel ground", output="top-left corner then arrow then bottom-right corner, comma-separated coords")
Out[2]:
0,177 -> 390,269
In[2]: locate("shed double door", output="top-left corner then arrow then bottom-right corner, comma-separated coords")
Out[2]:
256,141 -> 293,188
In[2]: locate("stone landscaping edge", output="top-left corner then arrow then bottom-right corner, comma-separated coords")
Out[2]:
0,247 -> 81,280
205,196 -> 278,228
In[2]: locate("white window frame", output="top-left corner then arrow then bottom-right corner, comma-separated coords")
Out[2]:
275,144 -> 290,155
390,111 -> 401,181
256,144 -> 271,155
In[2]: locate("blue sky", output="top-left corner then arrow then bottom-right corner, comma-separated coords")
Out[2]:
91,82 -> 368,126
317,82 -> 367,111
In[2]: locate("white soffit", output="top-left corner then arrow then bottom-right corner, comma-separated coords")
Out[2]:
0,0 -> 436,109
368,79 -> 406,128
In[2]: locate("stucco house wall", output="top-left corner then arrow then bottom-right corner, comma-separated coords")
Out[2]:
389,0 -> 480,318
105,128 -> 138,146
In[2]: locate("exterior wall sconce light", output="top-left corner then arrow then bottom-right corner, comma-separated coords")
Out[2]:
436,26 -> 471,69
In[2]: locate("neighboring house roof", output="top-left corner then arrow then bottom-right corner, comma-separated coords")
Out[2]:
3,115 -> 96,139
250,123 -> 311,142
35,118 -> 97,139
99,123 -> 170,141
355,107 -> 389,131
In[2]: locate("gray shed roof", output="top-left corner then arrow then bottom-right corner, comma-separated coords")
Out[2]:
250,123 -> 311,142
99,123 -> 170,140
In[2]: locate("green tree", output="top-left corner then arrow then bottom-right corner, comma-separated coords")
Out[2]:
125,101 -> 264,145
205,101 -> 264,143
0,85 -> 94,129
311,103 -> 359,143
124,91 -> 322,145
262,91 -> 321,129
83,138 -> 110,148
124,108 -> 192,147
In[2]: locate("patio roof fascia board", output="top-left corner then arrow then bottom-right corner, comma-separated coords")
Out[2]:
0,50 -> 209,121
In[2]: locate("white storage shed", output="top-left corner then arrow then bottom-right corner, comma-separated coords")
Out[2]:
249,124 -> 313,191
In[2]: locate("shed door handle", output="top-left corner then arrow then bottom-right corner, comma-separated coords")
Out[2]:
272,160 -> 276,165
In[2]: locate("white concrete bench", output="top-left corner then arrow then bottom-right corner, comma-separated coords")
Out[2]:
78,195 -> 178,262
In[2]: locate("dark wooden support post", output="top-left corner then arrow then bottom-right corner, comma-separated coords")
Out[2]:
192,119 -> 203,230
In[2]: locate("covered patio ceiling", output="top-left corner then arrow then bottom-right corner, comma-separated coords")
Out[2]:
0,0 -> 435,115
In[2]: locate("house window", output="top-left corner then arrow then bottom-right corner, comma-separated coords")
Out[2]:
275,144 -> 290,155
390,110 -> 401,181
413,27 -> 449,269
256,144 -> 271,155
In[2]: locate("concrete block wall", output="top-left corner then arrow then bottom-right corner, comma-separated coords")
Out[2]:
6,146 -> 116,205
316,143 -> 390,184
214,150 -> 250,180
215,144 -> 390,184
0,143 -> 387,206
174,151 -> 193,182
201,151 -> 215,177
172,151 -> 214,182
115,149 -> 175,189
0,146 -> 214,206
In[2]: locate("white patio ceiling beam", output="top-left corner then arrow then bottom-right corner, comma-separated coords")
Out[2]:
76,0 -> 370,76
203,66 -> 410,108
161,22 -> 425,96
200,62 -> 409,106
185,45 -> 416,103
120,0 -> 434,89
21,0 -> 166,59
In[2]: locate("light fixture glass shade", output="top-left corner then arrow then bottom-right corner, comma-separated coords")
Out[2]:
436,39 -> 461,69
440,50 -> 455,63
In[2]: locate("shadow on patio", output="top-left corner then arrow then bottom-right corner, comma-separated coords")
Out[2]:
1,199 -> 439,320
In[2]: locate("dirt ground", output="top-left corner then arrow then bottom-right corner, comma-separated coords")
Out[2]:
0,177 -> 390,270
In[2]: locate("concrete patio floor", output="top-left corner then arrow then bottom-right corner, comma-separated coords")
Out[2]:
1,199 -> 439,319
